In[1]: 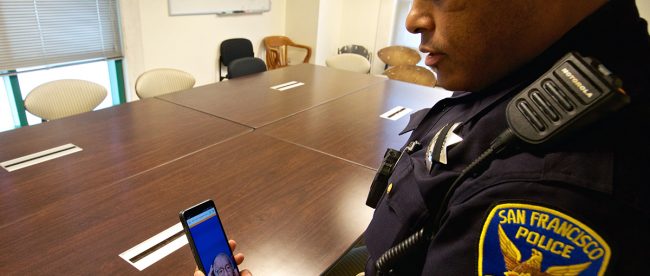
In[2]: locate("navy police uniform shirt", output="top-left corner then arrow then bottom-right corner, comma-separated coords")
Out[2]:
364,0 -> 650,275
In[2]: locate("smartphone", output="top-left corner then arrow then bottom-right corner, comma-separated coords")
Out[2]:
179,199 -> 240,276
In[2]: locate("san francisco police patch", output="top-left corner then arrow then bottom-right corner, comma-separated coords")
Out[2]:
478,203 -> 610,276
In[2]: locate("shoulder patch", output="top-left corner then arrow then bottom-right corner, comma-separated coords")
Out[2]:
478,203 -> 610,276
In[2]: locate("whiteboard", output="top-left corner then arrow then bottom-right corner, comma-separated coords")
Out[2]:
168,0 -> 271,16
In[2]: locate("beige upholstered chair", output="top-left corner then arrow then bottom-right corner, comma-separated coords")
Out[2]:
326,53 -> 371,74
135,68 -> 196,99
24,79 -> 107,121
377,46 -> 421,67
384,65 -> 437,87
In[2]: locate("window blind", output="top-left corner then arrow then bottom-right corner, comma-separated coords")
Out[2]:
0,0 -> 122,71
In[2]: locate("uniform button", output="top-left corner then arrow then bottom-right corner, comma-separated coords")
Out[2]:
386,183 -> 393,194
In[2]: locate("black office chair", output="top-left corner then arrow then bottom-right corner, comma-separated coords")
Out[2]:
219,38 -> 254,81
227,57 -> 267,79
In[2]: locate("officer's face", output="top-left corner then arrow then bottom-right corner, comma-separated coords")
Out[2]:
406,0 -> 554,92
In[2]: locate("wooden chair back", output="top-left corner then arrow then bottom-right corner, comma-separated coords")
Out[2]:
263,36 -> 312,70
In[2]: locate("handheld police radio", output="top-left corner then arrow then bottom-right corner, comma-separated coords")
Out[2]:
505,52 -> 628,145
373,52 -> 630,275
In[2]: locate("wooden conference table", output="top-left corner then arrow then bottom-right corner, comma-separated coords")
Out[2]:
0,99 -> 251,226
259,80 -> 452,170
0,64 -> 447,275
159,63 -> 385,128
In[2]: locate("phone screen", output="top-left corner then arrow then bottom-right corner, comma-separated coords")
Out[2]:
184,204 -> 239,276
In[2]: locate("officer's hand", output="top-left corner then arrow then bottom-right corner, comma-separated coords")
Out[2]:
193,266 -> 203,276
228,239 -> 250,275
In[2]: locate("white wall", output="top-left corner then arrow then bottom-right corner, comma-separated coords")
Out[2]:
315,0 -> 396,71
285,0 -> 319,63
637,0 -> 650,32
118,0 -> 145,101
371,0 -> 399,74
339,0 -> 382,58
392,0 -> 419,50
314,0 -> 343,65
119,0 -> 286,101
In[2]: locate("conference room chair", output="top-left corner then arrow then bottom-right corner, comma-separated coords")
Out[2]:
338,44 -> 372,62
219,38 -> 254,81
227,57 -> 267,79
325,53 -> 371,74
135,68 -> 196,99
377,45 -> 421,67
263,35 -> 312,70
384,65 -> 437,87
24,79 -> 107,121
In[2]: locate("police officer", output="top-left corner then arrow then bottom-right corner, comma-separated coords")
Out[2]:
194,1 -> 649,275
364,0 -> 650,275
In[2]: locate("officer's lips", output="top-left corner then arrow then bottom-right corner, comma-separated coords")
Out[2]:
425,52 -> 444,67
